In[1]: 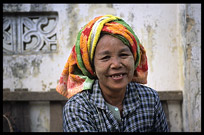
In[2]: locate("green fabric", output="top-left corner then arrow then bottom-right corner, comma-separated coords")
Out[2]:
75,25 -> 92,78
105,102 -> 122,123
114,20 -> 141,68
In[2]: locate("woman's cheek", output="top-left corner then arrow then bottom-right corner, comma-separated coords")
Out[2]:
127,57 -> 135,80
94,62 -> 107,79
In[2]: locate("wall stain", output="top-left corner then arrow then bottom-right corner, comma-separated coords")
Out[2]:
3,4 -> 24,12
8,56 -> 42,80
67,5 -> 79,48
128,13 -> 134,22
31,58 -> 42,77
120,13 -> 124,18
41,80 -> 47,91
88,4 -> 115,16
186,44 -> 192,61
171,46 -> 178,53
49,82 -> 52,86
186,14 -> 195,32
145,25 -> 156,72
11,62 -> 28,79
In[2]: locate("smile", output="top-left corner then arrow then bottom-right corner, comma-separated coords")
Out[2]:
109,73 -> 127,80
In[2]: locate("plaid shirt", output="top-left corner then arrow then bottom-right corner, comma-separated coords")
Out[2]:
63,80 -> 169,132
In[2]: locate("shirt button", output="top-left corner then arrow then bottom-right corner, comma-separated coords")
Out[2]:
115,108 -> 119,111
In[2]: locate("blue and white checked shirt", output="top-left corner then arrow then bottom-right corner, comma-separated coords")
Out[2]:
63,80 -> 169,132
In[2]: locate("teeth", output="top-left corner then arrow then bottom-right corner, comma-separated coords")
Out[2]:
111,74 -> 123,78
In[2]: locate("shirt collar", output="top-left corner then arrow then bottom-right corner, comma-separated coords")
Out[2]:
90,80 -> 108,110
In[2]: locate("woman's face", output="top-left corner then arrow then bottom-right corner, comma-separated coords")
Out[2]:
94,35 -> 135,93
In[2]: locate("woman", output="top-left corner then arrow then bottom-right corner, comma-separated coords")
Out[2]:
56,15 -> 169,132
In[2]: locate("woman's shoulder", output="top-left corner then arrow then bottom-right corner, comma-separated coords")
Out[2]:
129,82 -> 159,99
63,90 -> 93,111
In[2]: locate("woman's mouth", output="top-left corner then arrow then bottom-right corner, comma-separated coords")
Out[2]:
109,73 -> 127,80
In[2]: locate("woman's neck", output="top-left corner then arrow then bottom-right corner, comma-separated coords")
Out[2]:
100,86 -> 126,111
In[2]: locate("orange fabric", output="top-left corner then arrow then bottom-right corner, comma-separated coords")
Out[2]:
56,15 -> 148,99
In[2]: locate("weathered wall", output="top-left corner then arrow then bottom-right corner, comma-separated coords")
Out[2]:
182,4 -> 201,132
113,4 -> 185,91
3,4 -> 201,132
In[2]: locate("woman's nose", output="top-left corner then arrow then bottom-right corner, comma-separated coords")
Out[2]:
110,57 -> 122,69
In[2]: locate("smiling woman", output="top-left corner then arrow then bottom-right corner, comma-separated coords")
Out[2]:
56,15 -> 169,132
93,35 -> 135,113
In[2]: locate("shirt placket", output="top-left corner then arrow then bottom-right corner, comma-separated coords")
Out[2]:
105,109 -> 121,132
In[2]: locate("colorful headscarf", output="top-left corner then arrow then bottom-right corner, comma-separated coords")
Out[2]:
56,15 -> 148,99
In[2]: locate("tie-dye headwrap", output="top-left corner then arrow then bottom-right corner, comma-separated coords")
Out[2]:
56,15 -> 148,99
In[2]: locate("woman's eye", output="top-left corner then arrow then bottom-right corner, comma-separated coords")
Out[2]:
120,53 -> 129,58
101,56 -> 110,60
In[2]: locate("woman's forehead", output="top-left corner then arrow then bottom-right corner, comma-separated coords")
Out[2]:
95,35 -> 132,54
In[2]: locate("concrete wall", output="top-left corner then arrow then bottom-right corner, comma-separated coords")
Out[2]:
182,4 -> 201,132
3,4 -> 201,132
